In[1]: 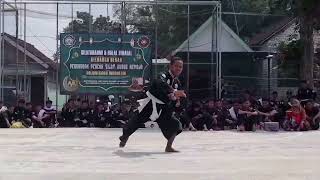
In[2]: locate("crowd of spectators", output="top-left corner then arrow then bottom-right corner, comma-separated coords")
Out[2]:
0,81 -> 319,132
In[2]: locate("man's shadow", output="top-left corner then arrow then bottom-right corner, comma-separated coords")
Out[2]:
113,149 -> 167,158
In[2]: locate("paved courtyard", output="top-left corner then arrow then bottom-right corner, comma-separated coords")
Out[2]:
0,128 -> 319,180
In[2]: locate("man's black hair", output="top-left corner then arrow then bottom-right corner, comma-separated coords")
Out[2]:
170,56 -> 183,65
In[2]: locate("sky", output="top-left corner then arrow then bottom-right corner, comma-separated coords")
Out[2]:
4,2 -> 116,58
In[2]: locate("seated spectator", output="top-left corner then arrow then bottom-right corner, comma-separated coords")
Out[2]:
93,103 -> 109,128
12,99 -> 31,128
304,100 -> 320,130
43,100 -> 56,126
226,100 -> 241,129
202,99 -> 216,131
25,103 -> 33,121
297,81 -> 316,105
283,99 -> 309,131
188,101 -> 208,131
76,100 -> 93,127
61,99 -> 77,127
212,99 -> 229,130
237,100 -> 259,131
31,105 -> 50,128
111,101 -> 133,128
175,99 -> 195,131
0,105 -> 10,128
257,98 -> 278,123
270,91 -> 280,109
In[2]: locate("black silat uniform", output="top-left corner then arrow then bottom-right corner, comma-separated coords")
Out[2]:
76,108 -> 93,127
121,71 -> 183,140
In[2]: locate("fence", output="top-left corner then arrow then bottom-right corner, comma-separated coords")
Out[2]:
0,0 -> 304,108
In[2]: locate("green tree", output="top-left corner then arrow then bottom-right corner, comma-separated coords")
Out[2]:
274,0 -> 320,84
113,0 -> 286,57
63,11 -> 121,33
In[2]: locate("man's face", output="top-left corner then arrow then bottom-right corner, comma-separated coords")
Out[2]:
46,103 -> 52,108
215,101 -> 223,109
35,105 -> 42,112
170,60 -> 183,77
208,101 -> 215,108
305,102 -> 313,110
233,103 -> 240,110
272,93 -> 278,100
243,101 -> 251,109
98,105 -> 104,111
262,101 -> 269,108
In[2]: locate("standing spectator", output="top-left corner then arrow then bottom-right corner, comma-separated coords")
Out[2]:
76,100 -> 93,127
304,100 -> 320,130
283,99 -> 309,131
237,100 -> 259,131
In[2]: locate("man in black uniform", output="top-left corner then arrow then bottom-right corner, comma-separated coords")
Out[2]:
119,57 -> 186,152
297,81 -> 316,104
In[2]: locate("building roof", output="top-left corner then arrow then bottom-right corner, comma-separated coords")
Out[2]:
249,17 -> 296,47
173,17 -> 253,54
2,33 -> 57,70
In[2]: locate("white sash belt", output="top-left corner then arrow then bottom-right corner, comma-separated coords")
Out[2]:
137,91 -> 165,121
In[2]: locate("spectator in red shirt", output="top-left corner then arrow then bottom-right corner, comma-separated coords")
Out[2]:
283,99 -> 309,131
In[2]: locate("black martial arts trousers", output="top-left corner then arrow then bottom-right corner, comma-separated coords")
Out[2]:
122,101 -> 182,140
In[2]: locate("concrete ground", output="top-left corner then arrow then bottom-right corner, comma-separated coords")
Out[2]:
0,128 -> 319,180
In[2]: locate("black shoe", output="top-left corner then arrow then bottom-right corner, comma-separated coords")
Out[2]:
119,136 -> 128,148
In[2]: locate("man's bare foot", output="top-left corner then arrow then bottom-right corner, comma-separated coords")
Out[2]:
165,147 -> 180,153
119,136 -> 128,148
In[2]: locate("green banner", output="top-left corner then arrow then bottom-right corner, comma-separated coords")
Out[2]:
60,33 -> 152,95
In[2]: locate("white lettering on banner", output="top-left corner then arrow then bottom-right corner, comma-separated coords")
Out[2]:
90,64 -> 104,70
117,64 -> 128,70
70,64 -> 89,69
81,50 -> 104,56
